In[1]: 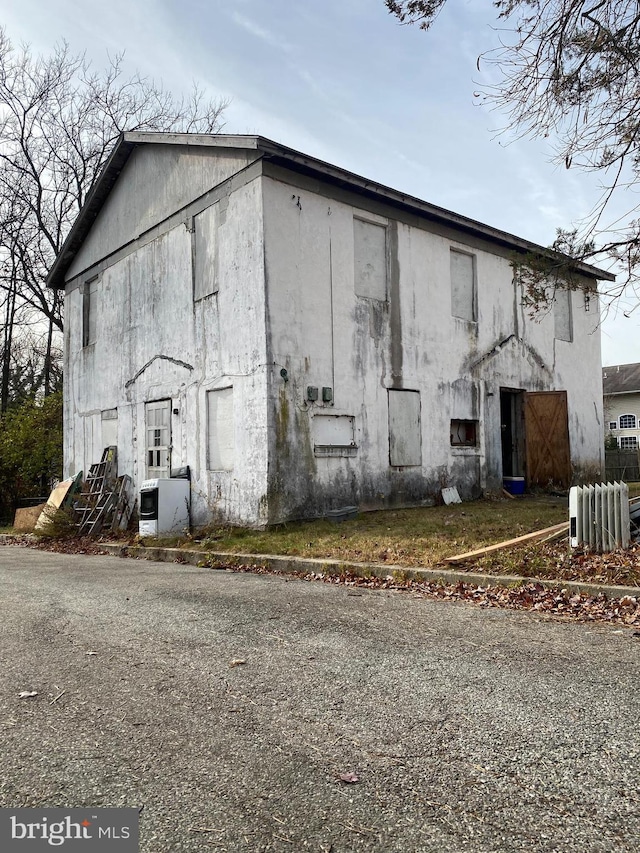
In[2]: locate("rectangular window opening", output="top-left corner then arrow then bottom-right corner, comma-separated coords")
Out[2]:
388,389 -> 421,467
207,387 -> 235,471
354,217 -> 387,301
450,249 -> 476,322
193,203 -> 219,301
554,286 -> 573,342
450,419 -> 478,447
82,277 -> 99,347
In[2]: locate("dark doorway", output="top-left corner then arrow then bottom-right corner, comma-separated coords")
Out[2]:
500,389 -> 525,478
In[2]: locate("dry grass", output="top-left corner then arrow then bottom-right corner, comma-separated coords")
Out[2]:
158,495 -> 568,568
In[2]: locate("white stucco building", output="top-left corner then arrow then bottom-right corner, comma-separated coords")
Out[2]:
47,133 -> 613,526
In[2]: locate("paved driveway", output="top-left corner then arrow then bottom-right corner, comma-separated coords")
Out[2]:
0,546 -> 639,852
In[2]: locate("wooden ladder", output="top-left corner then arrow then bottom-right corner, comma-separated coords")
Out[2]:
75,447 -> 118,536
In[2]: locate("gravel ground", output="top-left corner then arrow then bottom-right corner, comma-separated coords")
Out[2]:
0,545 -> 639,853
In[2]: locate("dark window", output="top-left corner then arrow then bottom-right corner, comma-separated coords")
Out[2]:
450,419 -> 478,447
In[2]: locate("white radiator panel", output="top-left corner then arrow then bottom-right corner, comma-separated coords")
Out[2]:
569,481 -> 630,552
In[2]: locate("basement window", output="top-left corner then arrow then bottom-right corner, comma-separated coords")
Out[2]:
450,419 -> 478,448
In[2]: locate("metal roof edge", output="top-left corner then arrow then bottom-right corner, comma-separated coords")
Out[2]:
47,132 -> 616,289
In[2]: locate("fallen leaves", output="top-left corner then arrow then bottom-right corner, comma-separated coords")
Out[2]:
338,771 -> 359,784
228,563 -> 640,627
229,659 -> 246,668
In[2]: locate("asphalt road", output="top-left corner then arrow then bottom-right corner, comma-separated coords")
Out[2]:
0,545 -> 639,853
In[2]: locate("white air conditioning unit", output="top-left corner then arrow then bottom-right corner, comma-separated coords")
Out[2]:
568,481 -> 630,552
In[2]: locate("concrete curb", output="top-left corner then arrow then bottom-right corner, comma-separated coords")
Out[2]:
98,542 -> 640,601
2,534 -> 638,601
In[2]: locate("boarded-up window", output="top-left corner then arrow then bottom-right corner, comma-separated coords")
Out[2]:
388,390 -> 421,466
101,409 -> 118,450
207,387 -> 234,471
554,287 -> 573,341
83,277 -> 99,346
450,250 -> 476,322
313,415 -> 357,457
354,218 -> 387,301
194,203 -> 219,301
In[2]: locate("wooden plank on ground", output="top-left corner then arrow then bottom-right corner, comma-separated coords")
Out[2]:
446,522 -> 569,564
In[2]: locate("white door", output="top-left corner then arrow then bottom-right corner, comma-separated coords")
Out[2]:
145,400 -> 171,478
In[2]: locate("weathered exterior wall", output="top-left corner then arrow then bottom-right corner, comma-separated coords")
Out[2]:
67,145 -> 260,280
64,151 -> 269,527
262,171 -> 603,522
63,142 -> 605,529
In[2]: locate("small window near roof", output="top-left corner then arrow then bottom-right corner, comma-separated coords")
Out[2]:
554,286 -> 573,342
619,414 -> 637,429
450,250 -> 476,322
609,421 -> 617,430
354,218 -> 387,301
82,277 -> 99,347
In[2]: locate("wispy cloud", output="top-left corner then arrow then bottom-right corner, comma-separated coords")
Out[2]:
231,13 -> 294,54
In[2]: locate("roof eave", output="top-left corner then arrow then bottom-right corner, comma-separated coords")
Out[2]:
46,131 -> 616,289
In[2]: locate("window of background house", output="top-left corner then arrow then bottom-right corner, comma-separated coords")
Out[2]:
207,387 -> 234,471
619,414 -> 637,429
193,203 -> 219,301
388,389 -> 421,466
609,421 -> 618,430
450,249 -> 476,322
82,277 -> 99,347
354,218 -> 387,301
554,286 -> 573,342
619,436 -> 638,450
450,419 -> 478,447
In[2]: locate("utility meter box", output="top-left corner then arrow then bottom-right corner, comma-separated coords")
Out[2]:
139,478 -> 190,537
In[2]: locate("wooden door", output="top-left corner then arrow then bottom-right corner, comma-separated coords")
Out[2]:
524,391 -> 571,488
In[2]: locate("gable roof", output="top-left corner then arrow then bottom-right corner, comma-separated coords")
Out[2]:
602,363 -> 640,395
46,131 -> 616,290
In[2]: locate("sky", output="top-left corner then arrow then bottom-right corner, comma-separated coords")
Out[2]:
2,0 -> 638,366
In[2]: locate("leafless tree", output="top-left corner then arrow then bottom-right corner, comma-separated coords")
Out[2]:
0,28 -> 228,410
386,1 -> 640,312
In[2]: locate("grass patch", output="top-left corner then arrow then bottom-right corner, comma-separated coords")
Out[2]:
144,495 -> 567,568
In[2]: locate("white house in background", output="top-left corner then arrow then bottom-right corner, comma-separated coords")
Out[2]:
47,133 -> 614,527
603,363 -> 640,451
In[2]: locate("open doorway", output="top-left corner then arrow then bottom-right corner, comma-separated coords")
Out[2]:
500,389 -> 525,478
